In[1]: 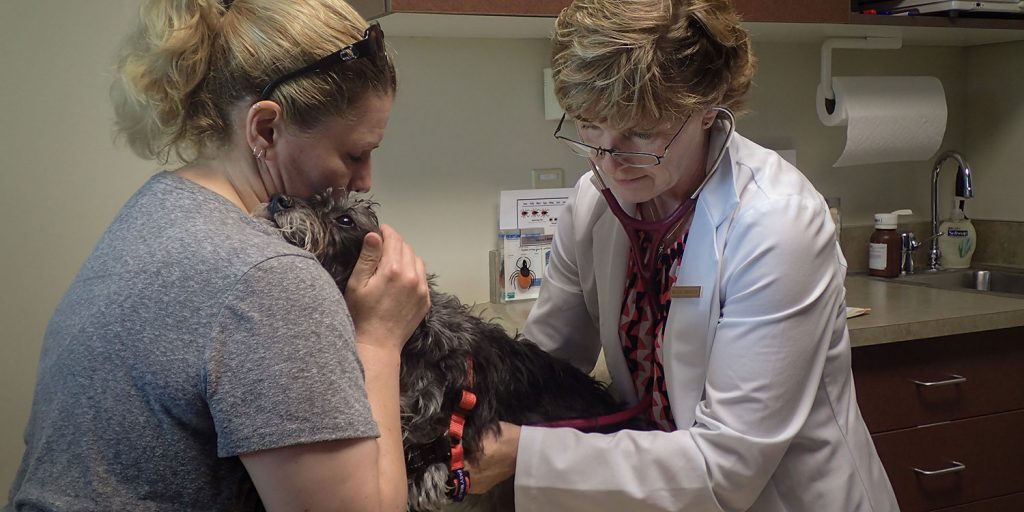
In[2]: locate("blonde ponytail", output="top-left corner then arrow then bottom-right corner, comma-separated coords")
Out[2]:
111,0 -> 396,164
112,0 -> 225,163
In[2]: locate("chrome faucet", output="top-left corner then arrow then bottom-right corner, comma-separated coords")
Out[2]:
929,151 -> 974,271
900,232 -> 920,275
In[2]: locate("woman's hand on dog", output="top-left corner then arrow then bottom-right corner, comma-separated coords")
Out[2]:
346,224 -> 430,353
466,422 -> 521,494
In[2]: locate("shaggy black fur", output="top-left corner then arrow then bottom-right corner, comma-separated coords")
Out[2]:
257,189 -> 647,512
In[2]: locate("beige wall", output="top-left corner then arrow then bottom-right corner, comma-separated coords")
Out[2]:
1,0 -> 152,494
965,40 -> 1024,222
0,0 -> 1014,494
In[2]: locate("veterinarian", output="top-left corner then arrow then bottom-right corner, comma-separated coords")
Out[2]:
467,1 -> 900,511
7,1 -> 429,511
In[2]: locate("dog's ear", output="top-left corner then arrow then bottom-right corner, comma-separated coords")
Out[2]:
267,193 -> 294,216
264,194 -> 330,259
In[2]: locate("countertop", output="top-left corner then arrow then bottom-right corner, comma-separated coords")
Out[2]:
472,275 -> 1024,349
844,274 -> 1024,347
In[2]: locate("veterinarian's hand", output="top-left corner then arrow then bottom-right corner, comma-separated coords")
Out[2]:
346,224 -> 430,352
466,422 -> 521,494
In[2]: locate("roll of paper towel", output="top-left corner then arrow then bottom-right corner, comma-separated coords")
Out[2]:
816,76 -> 947,167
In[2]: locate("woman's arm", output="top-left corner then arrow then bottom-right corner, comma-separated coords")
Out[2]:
345,225 -> 430,510
241,437 -> 393,512
242,225 -> 429,512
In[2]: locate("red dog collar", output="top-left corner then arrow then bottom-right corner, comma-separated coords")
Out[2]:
446,355 -> 477,502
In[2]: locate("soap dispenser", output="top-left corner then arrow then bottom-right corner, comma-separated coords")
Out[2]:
869,209 -> 912,278
937,200 -> 976,269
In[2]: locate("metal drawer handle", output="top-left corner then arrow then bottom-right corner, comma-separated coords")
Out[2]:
913,460 -> 966,476
910,374 -> 967,387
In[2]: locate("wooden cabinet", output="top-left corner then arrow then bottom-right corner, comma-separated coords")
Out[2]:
929,492 -> 1024,511
352,0 -> 1024,30
352,0 -> 849,23
349,0 -> 569,18
733,0 -> 848,23
852,327 -> 1024,512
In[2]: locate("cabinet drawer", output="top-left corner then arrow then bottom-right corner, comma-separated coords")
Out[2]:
852,327 -> 1024,433
933,491 -> 1024,511
871,410 -> 1024,512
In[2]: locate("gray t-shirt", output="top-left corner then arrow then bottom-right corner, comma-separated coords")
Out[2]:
7,172 -> 378,511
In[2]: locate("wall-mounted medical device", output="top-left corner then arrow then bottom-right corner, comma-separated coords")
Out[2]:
492,188 -> 574,302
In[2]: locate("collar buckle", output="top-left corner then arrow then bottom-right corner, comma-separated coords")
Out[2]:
405,433 -> 452,474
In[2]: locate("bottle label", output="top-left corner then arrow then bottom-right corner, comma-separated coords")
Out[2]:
869,243 -> 888,271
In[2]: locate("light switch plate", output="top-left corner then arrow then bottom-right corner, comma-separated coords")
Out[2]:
543,68 -> 563,121
532,168 -> 564,189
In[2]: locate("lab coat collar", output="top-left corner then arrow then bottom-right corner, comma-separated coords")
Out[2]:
660,125 -> 742,427
696,120 -> 740,229
591,193 -> 637,403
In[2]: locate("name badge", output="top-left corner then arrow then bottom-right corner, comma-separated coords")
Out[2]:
670,286 -> 702,299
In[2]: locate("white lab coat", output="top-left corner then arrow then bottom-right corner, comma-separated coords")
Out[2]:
515,130 -> 900,511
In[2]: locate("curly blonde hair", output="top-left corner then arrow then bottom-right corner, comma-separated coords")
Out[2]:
111,0 -> 396,163
551,0 -> 755,129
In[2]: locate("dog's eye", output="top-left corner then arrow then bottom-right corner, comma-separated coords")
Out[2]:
336,214 -> 355,227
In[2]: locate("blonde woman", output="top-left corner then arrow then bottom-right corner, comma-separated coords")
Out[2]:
469,1 -> 900,510
7,1 -> 428,511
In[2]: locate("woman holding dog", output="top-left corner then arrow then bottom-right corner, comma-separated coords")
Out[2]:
469,1 -> 900,511
8,1 -> 428,511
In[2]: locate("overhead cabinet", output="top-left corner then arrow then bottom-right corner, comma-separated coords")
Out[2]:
352,0 -> 847,23
352,0 -> 1024,27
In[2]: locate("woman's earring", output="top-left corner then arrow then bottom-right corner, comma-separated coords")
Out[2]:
252,146 -> 265,160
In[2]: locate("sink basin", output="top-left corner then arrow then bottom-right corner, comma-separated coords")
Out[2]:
893,268 -> 1024,296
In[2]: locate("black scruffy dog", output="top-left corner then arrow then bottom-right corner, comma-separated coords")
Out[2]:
257,189 -> 648,512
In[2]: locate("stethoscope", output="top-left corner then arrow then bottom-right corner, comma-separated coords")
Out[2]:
589,106 -> 736,314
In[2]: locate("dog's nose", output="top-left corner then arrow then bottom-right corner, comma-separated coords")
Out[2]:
268,194 -> 294,215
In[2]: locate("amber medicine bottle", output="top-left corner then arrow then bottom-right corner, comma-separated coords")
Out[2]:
868,210 -> 911,278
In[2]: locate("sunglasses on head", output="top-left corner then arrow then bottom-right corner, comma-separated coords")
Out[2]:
257,23 -> 386,101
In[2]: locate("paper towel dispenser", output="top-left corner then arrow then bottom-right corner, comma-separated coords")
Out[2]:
816,37 -> 948,167
818,37 -> 902,116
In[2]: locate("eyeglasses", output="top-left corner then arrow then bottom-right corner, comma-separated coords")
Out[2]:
258,23 -> 386,101
553,113 -> 691,168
